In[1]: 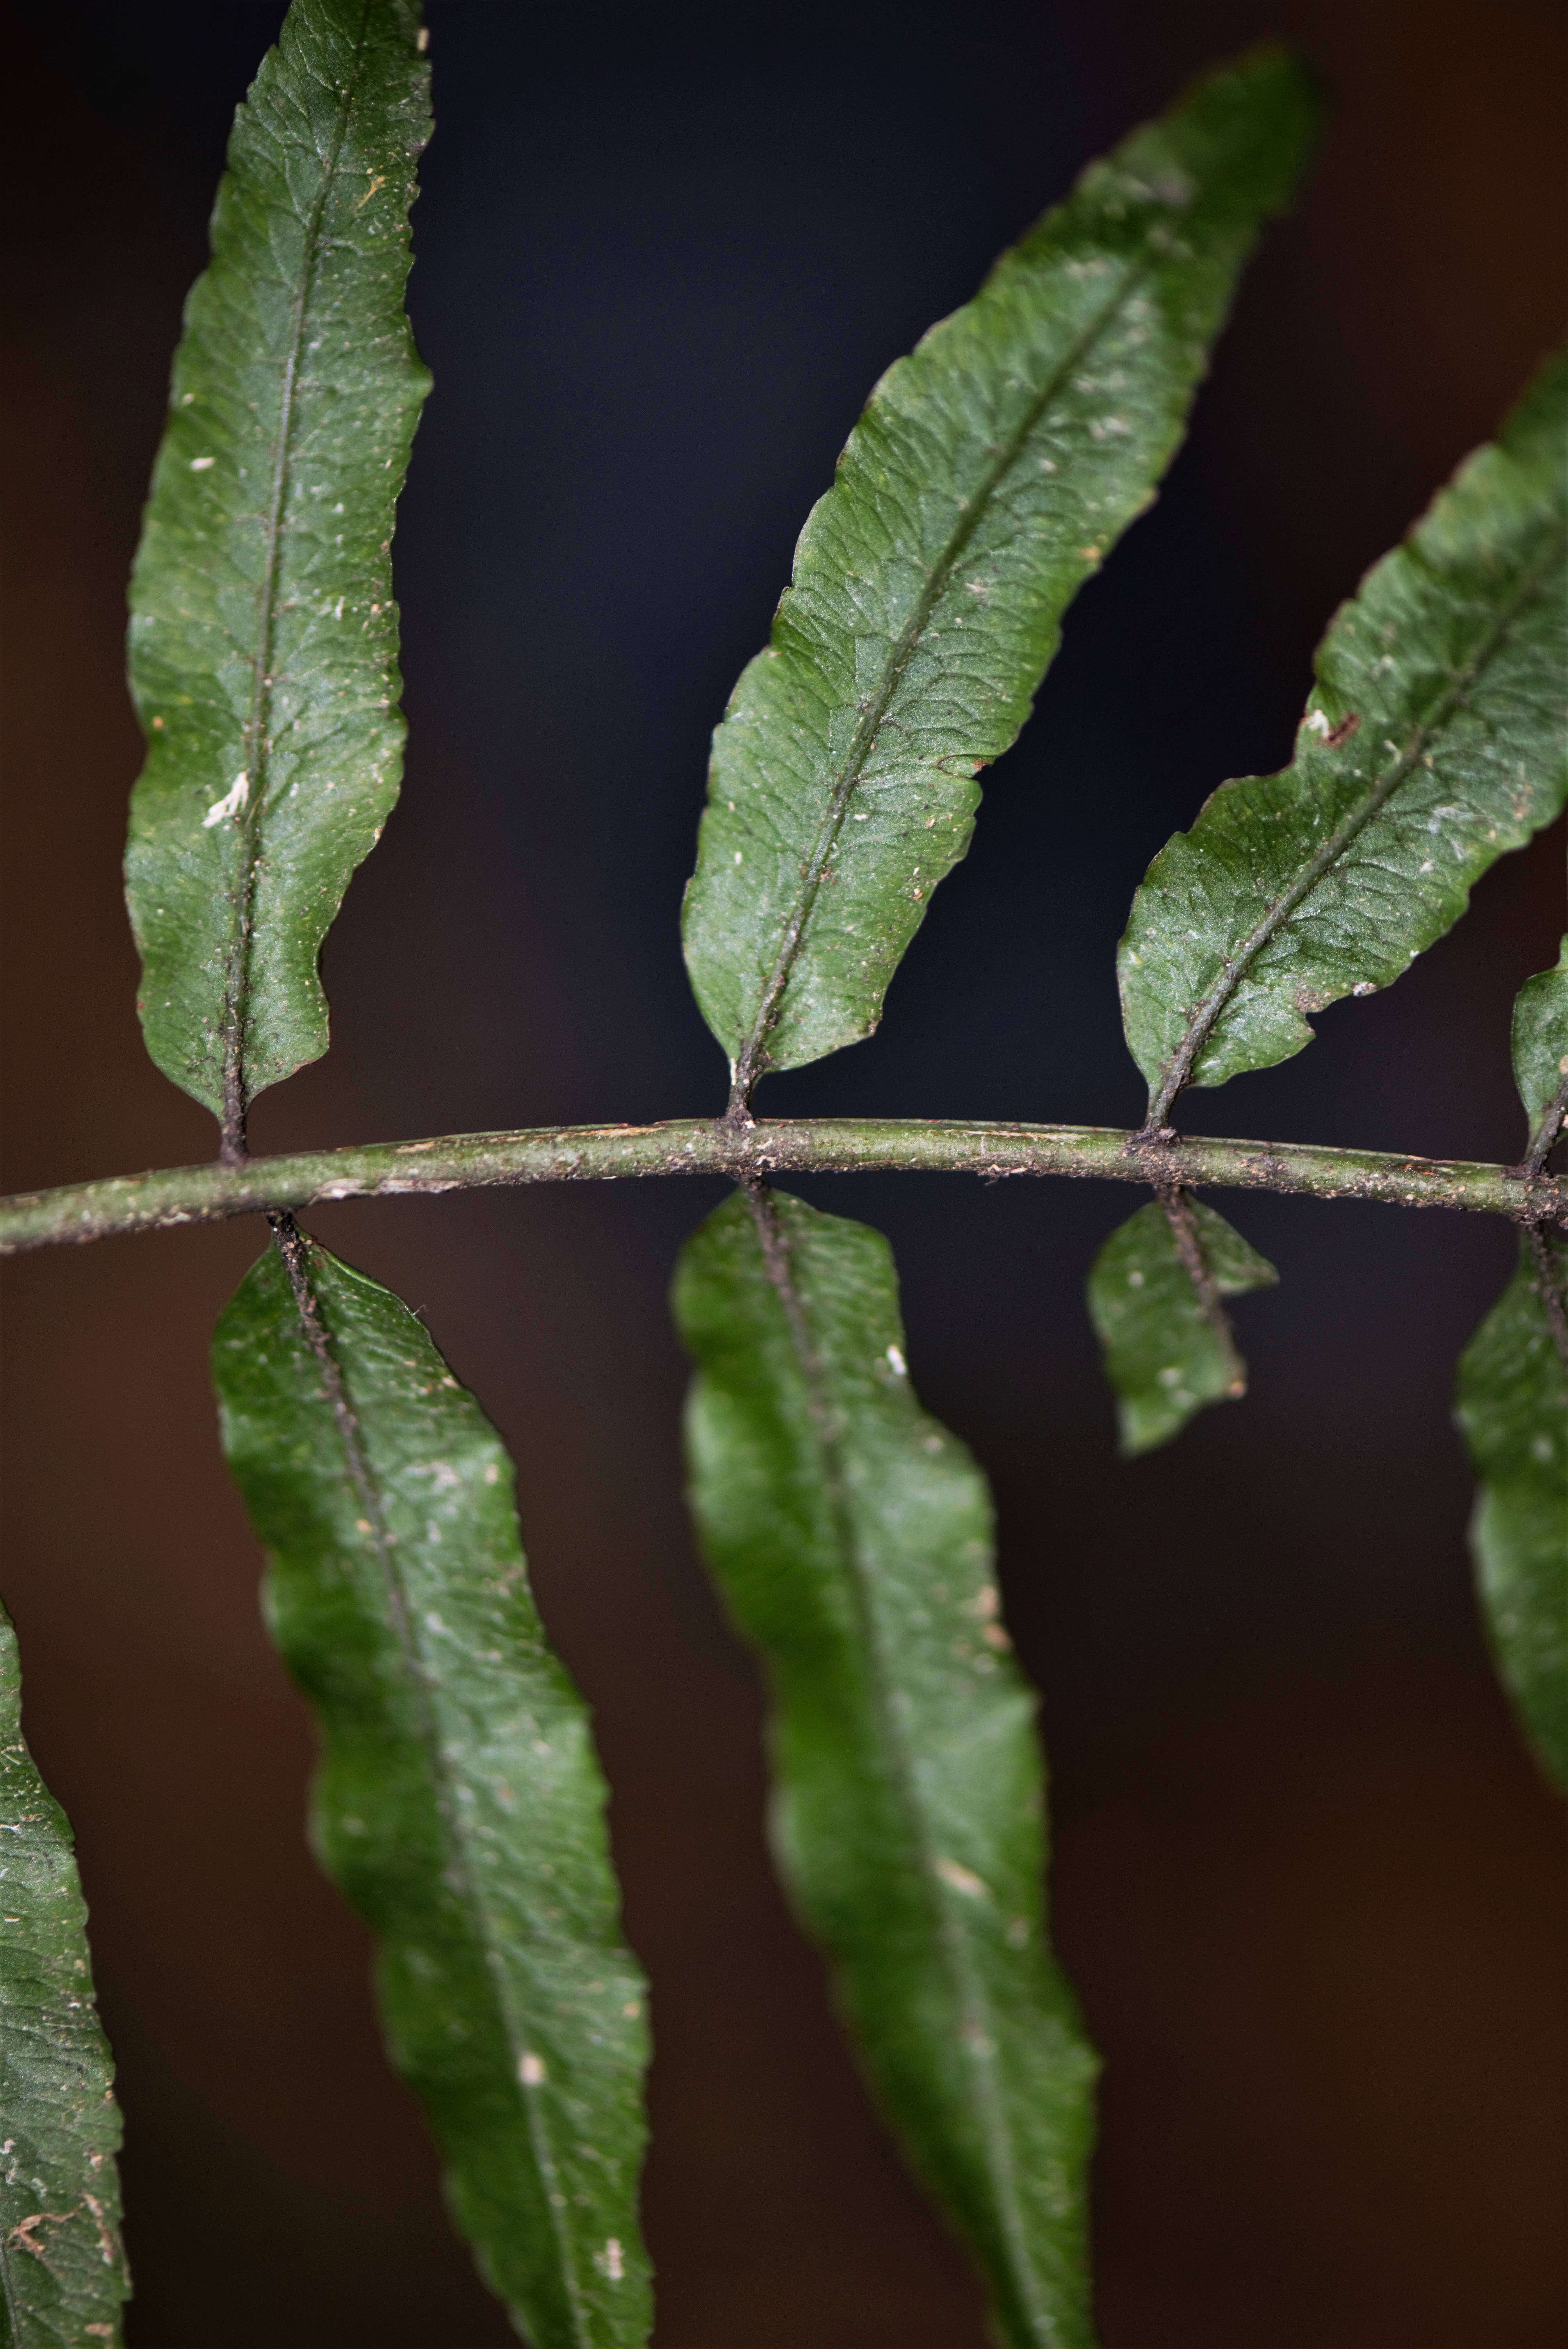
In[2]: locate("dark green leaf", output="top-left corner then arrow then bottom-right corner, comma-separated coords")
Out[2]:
1511,935 -> 1568,1173
125,0 -> 432,1145
0,1600 -> 129,2347
1121,347 -> 1568,1123
673,1189 -> 1097,2349
682,48 -> 1317,1102
1454,1232 -> 1568,1792
1087,1194 -> 1276,1454
212,1228 -> 650,2347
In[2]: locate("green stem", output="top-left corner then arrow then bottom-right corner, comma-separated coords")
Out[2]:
1,1119 -> 1562,1258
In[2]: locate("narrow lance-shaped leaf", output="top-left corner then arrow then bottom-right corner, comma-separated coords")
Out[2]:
126,0 -> 432,1149
682,48 -> 1316,1104
674,1190 -> 1098,2349
1511,934 -> 1568,1175
1454,946 -> 1568,1792
1121,346 -> 1568,1125
1087,1193 -> 1276,1454
212,1228 -> 651,2347
0,1601 -> 130,2347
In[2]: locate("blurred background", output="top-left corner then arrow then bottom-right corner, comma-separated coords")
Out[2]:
2,0 -> 1565,2340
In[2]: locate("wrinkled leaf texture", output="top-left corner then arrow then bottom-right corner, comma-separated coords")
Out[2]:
675,1191 -> 1098,2349
682,48 -> 1316,1099
1121,347 -> 1568,1121
126,0 -> 431,1136
1087,1194 -> 1276,1454
213,1233 -> 651,2346
0,1602 -> 129,2348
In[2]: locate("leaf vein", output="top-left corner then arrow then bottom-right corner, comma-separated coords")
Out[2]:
267,1214 -> 596,2347
730,258 -> 1155,1106
1146,520 -> 1568,1125
743,1184 -> 1051,2329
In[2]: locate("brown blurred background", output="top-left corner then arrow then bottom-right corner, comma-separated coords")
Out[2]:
2,1 -> 1565,2341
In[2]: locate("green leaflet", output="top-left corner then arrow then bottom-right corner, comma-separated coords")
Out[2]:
1087,1194 -> 1277,1454
1454,1233 -> 1568,1792
1454,946 -> 1568,1791
1121,347 -> 1568,1123
212,1229 -> 650,2347
0,1602 -> 129,2348
674,1190 -> 1098,2349
682,48 -> 1316,1102
125,0 -> 432,1145
1512,935 -> 1568,1173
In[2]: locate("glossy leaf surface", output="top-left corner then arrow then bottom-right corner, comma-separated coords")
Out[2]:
682,48 -> 1316,1100
0,1602 -> 129,2346
1454,1233 -> 1568,1791
213,1230 -> 650,2346
1121,348 -> 1568,1122
674,1189 -> 1097,2348
1087,1194 -> 1276,1454
126,0 -> 431,1142
1512,935 -> 1568,1171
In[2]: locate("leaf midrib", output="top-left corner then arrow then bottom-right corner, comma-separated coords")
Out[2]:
273,1226 -> 596,2349
731,246 -> 1159,1106
1525,1070 -> 1568,1176
1527,1226 -> 1568,1371
219,2 -> 372,1159
1147,517 -> 1568,1125
1160,1188 -> 1244,1390
747,1191 -> 1049,2337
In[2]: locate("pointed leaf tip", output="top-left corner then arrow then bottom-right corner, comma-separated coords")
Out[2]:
682,47 -> 1318,1101
125,0 -> 433,1137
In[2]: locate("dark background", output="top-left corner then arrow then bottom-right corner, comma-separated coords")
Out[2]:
2,1 -> 1565,2341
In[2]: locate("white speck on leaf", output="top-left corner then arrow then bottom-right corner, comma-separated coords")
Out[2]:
886,1344 -> 906,1376
202,772 -> 249,827
935,1856 -> 987,1899
519,2052 -> 546,2086
189,456 -> 215,471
